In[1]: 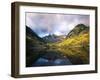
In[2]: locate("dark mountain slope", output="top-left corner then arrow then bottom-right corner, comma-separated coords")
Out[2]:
26,26 -> 46,67
26,26 -> 44,42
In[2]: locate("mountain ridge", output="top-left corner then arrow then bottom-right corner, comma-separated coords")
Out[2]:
43,34 -> 66,43
66,24 -> 89,38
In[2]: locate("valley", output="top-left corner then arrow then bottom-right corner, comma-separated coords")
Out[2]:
26,24 -> 89,67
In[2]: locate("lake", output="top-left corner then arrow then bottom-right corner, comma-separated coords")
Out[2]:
31,50 -> 72,67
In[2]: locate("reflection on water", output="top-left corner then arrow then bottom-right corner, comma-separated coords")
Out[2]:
32,51 -> 72,67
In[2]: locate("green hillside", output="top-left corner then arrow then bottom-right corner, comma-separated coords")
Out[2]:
48,24 -> 89,64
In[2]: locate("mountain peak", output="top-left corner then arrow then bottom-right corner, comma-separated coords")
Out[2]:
43,34 -> 66,43
75,24 -> 88,28
66,24 -> 89,38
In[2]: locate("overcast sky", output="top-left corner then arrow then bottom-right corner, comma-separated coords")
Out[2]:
26,13 -> 89,37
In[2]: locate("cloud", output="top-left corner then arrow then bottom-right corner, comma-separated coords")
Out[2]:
26,13 -> 89,37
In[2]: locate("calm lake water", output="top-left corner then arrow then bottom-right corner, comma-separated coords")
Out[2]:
32,51 -> 72,67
